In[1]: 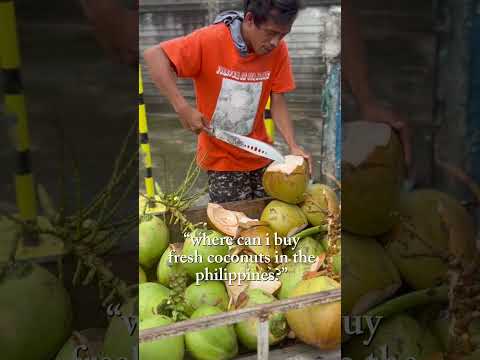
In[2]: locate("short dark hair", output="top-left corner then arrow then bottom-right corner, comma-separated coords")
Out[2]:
244,0 -> 302,27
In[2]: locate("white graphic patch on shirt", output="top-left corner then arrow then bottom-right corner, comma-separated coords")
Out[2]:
216,66 -> 271,82
211,77 -> 263,136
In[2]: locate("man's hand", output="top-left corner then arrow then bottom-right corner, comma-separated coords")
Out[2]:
361,99 -> 412,169
80,0 -> 138,67
290,144 -> 313,177
176,103 -> 209,134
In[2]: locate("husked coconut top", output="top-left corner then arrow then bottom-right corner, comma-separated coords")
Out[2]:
267,155 -> 305,175
343,121 -> 391,166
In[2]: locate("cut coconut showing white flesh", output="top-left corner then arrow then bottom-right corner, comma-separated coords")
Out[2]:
343,121 -> 391,167
267,155 -> 306,175
342,121 -> 405,236
263,155 -> 310,204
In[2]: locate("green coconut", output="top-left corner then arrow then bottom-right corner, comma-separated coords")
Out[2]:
182,228 -> 229,279
300,183 -> 339,226
139,282 -> 170,321
277,260 -> 313,299
235,288 -> 288,350
284,236 -> 325,258
0,263 -> 73,360
238,224 -> 281,264
139,193 -> 166,215
260,200 -> 308,238
139,266 -> 147,283
342,233 -> 402,316
383,189 -> 476,290
286,275 -> 341,349
139,315 -> 185,360
101,297 -> 138,359
262,155 -> 310,204
55,328 -> 104,360
342,121 -> 405,236
139,215 -> 169,268
157,243 -> 189,287
343,314 -> 442,360
185,305 -> 238,360
185,281 -> 229,312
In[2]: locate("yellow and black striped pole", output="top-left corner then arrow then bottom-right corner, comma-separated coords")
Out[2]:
139,65 -> 155,199
0,0 -> 38,245
264,95 -> 275,142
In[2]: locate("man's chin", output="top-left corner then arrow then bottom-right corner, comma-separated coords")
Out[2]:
257,48 -> 272,56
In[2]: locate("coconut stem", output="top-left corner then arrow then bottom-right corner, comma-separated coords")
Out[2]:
294,225 -> 327,240
147,155 -> 207,232
364,286 -> 448,323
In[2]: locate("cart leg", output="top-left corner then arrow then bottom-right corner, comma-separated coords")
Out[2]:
257,315 -> 270,360
139,65 -> 155,199
0,1 -> 65,260
0,0 -> 37,240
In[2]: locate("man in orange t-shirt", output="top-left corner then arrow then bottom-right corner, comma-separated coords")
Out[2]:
144,0 -> 311,203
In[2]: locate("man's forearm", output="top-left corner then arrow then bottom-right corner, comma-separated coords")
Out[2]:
270,93 -> 297,149
342,0 -> 373,106
143,45 -> 189,112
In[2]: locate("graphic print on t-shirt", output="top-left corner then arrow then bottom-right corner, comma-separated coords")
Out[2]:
211,77 -> 263,136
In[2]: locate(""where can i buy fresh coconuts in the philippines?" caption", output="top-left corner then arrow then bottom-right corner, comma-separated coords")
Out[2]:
170,232 -> 317,285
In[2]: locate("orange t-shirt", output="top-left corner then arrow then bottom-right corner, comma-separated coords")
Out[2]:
160,23 -> 295,172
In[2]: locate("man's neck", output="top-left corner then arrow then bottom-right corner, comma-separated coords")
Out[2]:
240,21 -> 253,54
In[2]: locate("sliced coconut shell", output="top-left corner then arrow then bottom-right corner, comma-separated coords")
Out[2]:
227,296 -> 235,311
249,279 -> 282,295
230,245 -> 246,257
225,280 -> 249,305
235,291 -> 250,309
207,202 -> 263,238
237,218 -> 270,230
302,271 -> 323,280
310,254 -> 325,272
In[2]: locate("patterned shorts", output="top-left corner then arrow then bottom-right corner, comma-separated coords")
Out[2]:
207,167 -> 268,203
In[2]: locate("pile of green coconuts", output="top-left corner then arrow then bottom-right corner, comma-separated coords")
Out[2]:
138,154 -> 342,359
0,216 -> 137,360
342,121 -> 480,360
